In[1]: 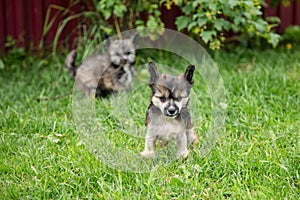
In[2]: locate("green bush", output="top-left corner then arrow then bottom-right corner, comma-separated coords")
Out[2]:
173,0 -> 280,50
90,0 -> 280,50
94,0 -> 164,39
282,25 -> 300,44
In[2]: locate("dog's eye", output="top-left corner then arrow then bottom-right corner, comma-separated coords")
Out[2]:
176,97 -> 182,101
159,96 -> 166,102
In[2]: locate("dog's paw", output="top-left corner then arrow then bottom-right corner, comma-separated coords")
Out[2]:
176,149 -> 189,160
191,132 -> 198,148
193,132 -> 198,143
141,150 -> 156,159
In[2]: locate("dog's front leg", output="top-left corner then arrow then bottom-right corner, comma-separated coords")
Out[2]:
176,133 -> 188,159
141,130 -> 157,159
186,127 -> 198,146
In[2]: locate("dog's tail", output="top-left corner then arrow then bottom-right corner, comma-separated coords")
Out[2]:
64,50 -> 77,79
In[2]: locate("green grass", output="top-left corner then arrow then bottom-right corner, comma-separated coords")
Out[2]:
0,47 -> 300,199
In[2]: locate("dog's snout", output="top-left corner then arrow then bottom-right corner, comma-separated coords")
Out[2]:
165,105 -> 178,117
168,107 -> 176,114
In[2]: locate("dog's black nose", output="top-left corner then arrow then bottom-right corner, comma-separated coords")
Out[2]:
168,107 -> 176,115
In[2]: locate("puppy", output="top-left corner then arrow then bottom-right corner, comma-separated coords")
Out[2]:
65,34 -> 137,98
141,62 -> 198,159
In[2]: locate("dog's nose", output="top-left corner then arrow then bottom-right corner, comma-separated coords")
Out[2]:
167,107 -> 177,115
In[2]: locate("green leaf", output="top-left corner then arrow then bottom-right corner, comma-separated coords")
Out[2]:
208,3 -> 217,11
106,0 -> 114,7
214,19 -> 225,31
182,3 -> 194,15
197,18 -> 207,27
200,31 -> 216,44
113,4 -> 127,18
102,9 -> 112,20
192,12 -> 205,20
222,20 -> 231,31
233,16 -> 244,25
135,19 -> 144,26
187,21 -> 197,31
254,19 -> 267,32
175,16 -> 191,31
146,16 -> 158,27
268,32 -> 281,48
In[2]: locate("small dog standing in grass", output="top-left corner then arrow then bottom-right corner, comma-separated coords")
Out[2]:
65,34 -> 137,98
141,62 -> 198,160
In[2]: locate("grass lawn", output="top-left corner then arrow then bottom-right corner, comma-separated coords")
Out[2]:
0,47 -> 299,199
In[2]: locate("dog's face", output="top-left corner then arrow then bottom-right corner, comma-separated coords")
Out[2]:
107,34 -> 137,66
148,62 -> 195,118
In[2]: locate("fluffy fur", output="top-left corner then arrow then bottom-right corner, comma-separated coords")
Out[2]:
141,62 -> 198,159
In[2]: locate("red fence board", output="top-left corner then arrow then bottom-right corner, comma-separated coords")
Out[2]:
0,0 -> 300,54
44,0 -> 69,48
279,1 -> 294,33
0,0 -> 6,54
264,0 -> 279,17
295,2 -> 300,26
14,0 -> 25,47
32,0 -> 44,47
161,5 -> 183,30
4,0 -> 14,38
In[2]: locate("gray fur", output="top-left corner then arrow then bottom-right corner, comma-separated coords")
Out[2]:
141,62 -> 198,160
65,34 -> 137,97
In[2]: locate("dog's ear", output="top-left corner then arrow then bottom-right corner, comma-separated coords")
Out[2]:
148,61 -> 159,85
104,33 -> 111,49
184,64 -> 195,85
130,32 -> 138,45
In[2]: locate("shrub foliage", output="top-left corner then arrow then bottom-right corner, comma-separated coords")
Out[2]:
93,0 -> 280,49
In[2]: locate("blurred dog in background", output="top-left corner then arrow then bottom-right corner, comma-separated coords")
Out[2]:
65,33 -> 137,97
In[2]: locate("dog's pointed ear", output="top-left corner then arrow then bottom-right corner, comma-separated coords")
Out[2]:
148,61 -> 159,85
184,64 -> 195,85
104,33 -> 111,49
131,32 -> 138,45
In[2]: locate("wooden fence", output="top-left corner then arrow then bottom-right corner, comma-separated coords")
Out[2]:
0,0 -> 300,54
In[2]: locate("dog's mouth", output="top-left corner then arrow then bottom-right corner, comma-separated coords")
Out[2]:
165,113 -> 179,118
